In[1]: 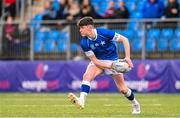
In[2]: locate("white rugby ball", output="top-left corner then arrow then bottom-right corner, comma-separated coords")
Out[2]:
115,60 -> 131,73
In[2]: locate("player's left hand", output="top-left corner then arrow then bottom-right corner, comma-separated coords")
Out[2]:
124,57 -> 134,68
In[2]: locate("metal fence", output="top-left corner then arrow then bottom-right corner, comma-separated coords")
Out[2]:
0,19 -> 180,60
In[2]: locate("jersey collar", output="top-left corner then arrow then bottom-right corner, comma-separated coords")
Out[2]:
88,29 -> 97,41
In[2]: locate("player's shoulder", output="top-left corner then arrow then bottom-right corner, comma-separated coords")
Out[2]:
80,37 -> 90,51
96,28 -> 111,33
80,37 -> 88,46
80,37 -> 88,42
96,28 -> 115,35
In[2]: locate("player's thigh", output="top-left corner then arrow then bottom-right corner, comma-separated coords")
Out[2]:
83,63 -> 103,81
112,74 -> 128,93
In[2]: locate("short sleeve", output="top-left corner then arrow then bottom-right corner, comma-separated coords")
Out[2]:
98,28 -> 121,41
80,38 -> 94,57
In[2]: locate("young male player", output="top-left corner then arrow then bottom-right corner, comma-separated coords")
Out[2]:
68,16 -> 141,114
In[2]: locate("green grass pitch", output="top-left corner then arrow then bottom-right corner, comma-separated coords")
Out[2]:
0,93 -> 180,118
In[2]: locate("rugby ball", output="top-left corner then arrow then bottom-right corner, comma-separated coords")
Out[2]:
114,59 -> 131,73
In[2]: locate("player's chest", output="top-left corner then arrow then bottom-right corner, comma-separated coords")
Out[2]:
88,39 -> 107,50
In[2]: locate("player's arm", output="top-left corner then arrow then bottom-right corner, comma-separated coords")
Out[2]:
80,38 -> 112,69
88,54 -> 112,69
101,29 -> 133,68
115,34 -> 134,68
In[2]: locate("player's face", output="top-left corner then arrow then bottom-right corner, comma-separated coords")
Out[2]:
79,25 -> 91,36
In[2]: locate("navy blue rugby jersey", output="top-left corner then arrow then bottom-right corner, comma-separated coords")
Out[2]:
80,28 -> 122,60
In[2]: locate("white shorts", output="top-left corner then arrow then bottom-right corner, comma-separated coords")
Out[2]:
88,60 -> 122,76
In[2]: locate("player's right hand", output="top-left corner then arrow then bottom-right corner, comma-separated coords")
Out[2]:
124,57 -> 134,68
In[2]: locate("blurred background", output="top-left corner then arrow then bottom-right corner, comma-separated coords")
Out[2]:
0,0 -> 180,93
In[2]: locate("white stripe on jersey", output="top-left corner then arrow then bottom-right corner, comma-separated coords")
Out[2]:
85,50 -> 94,57
112,33 -> 121,41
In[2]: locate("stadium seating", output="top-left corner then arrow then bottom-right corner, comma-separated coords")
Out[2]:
158,38 -> 169,51
44,40 -> 55,53
137,30 -> 145,39
34,30 -> 69,53
119,43 -> 125,51
98,3 -> 108,16
137,2 -> 144,11
57,41 -> 67,52
126,2 -> 136,12
52,0 -> 60,11
34,39 -> 43,53
59,31 -> 69,42
131,12 -> 142,19
50,30 -> 60,42
161,29 -> 174,40
32,14 -> 43,21
174,29 -> 180,38
170,38 -> 180,51
146,38 -> 156,52
113,29 -> 121,34
147,29 -> 161,40
35,31 -> 49,42
70,43 -> 78,52
127,21 -> 137,29
32,0 -> 180,55
131,39 -> 142,52
122,29 -> 136,41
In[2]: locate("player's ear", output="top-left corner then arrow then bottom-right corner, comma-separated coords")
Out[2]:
87,25 -> 92,28
88,25 -> 93,29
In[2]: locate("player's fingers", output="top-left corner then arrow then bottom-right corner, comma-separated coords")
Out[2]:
127,61 -> 133,68
129,61 -> 134,68
125,58 -> 134,68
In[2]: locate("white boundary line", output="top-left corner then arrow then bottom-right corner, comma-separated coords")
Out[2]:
104,103 -> 161,107
1,115 -> 180,118
2,103 -> 161,107
2,104 -> 73,107
0,98 -> 159,101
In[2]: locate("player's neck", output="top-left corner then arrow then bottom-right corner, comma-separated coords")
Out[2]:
88,29 -> 96,40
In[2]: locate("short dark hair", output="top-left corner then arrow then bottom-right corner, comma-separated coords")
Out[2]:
77,16 -> 94,27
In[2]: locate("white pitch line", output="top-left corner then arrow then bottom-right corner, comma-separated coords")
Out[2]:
0,117 -> 179,118
2,103 -> 161,108
2,104 -> 73,107
0,97 -> 159,101
104,103 -> 161,107
1,112 -> 180,118
137,99 -> 159,102
1,98 -> 66,101
1,115 -> 180,118
0,98 -> 110,101
0,116 -> 145,118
